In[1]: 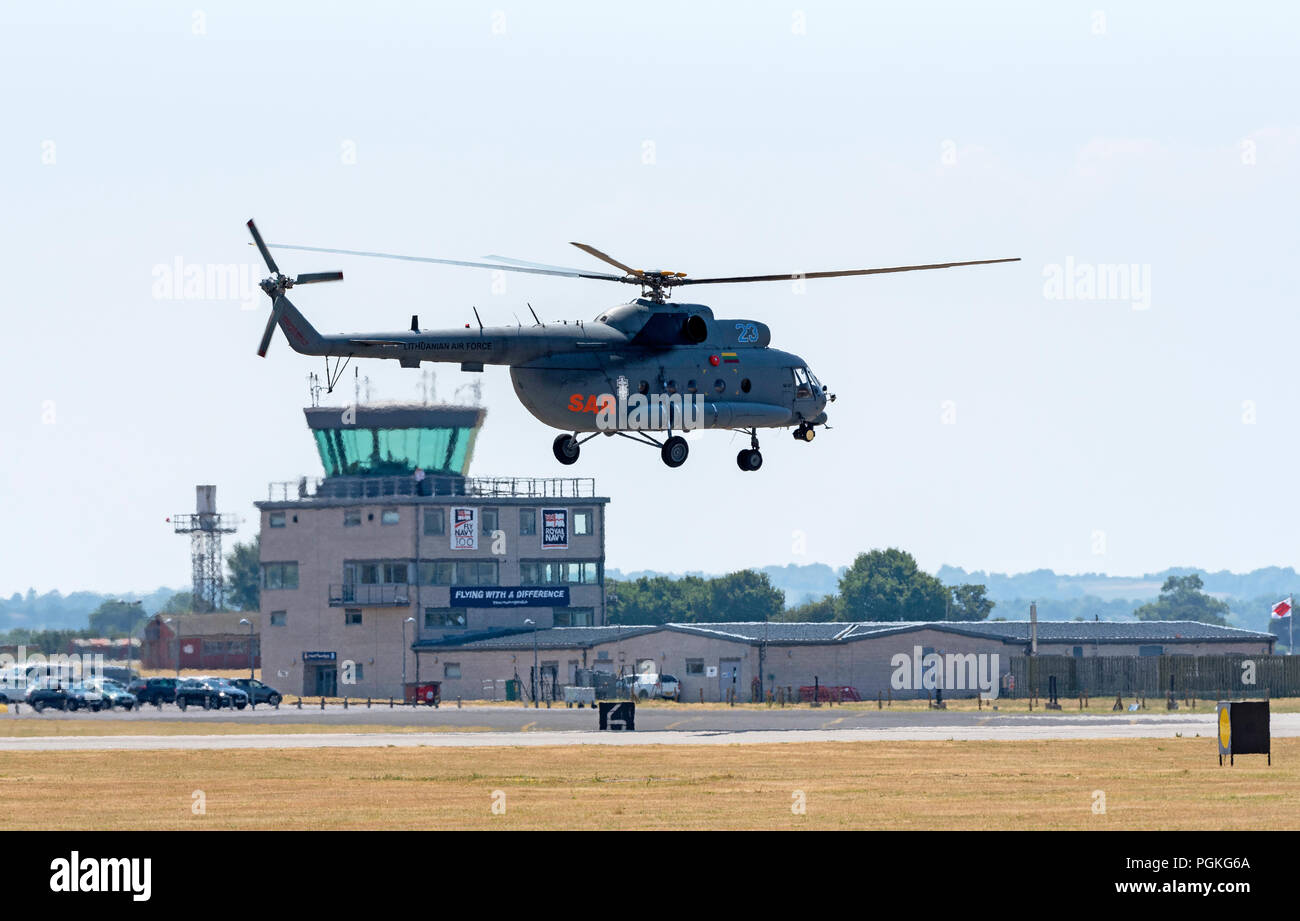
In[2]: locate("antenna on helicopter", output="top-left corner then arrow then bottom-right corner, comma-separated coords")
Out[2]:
472,306 -> 484,332
528,302 -> 544,327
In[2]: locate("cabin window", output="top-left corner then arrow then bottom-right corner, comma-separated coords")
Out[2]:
714,379 -> 726,394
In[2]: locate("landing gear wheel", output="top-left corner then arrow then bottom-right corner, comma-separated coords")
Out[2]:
737,449 -> 763,471
552,434 -> 580,465
793,424 -> 816,442
661,436 -> 689,468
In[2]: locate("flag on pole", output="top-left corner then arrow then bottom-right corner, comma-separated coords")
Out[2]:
1271,597 -> 1293,619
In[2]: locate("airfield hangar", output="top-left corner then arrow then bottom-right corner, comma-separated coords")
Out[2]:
255,402 -> 608,698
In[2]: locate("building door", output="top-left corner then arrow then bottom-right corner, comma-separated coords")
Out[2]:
314,665 -> 338,697
719,659 -> 742,702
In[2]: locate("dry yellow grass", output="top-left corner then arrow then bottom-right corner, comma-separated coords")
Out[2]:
0,738 -> 1294,830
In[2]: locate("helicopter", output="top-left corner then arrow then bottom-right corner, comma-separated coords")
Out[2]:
246,219 -> 1018,471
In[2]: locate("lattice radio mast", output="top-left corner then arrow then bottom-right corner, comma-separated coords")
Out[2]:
171,485 -> 240,611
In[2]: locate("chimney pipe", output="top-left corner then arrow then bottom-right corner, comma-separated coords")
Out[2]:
1030,601 -> 1038,656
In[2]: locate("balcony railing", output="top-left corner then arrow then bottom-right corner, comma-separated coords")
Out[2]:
329,583 -> 411,607
268,475 -> 598,503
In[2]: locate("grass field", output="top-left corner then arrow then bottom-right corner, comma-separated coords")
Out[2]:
1,738 -> 1294,830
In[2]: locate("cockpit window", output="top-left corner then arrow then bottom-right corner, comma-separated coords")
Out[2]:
794,367 -> 814,397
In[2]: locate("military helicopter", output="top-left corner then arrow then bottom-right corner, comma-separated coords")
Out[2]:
247,220 -> 1017,471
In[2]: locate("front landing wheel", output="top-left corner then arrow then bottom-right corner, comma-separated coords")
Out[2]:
737,448 -> 763,471
552,434 -> 580,465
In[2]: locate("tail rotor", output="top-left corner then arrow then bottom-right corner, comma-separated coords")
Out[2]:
248,219 -> 342,356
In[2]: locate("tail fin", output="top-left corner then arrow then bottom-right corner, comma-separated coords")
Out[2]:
275,296 -> 327,355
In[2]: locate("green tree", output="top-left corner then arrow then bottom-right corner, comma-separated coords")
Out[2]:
1134,574 -> 1229,625
705,571 -> 784,623
159,592 -> 199,615
775,594 -> 841,622
87,600 -> 146,636
226,535 -> 261,612
837,548 -> 946,622
605,570 -> 784,625
948,584 -> 995,621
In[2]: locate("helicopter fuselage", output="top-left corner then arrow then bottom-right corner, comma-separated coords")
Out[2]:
274,296 -> 830,434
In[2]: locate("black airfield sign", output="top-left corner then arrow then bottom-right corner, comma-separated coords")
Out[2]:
1218,700 -> 1271,765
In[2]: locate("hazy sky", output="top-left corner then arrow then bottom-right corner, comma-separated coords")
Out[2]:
2,2 -> 1298,595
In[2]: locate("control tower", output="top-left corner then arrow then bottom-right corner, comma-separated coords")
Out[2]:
256,402 -> 608,699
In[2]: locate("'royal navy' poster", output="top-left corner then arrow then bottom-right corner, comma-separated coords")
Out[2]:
541,508 -> 568,549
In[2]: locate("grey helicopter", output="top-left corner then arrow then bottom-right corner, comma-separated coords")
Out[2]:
247,219 -> 1018,471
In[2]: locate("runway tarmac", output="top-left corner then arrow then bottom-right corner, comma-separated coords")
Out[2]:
5,711 -> 1297,751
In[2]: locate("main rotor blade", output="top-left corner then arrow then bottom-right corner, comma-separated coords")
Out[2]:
256,297 -> 284,358
569,242 -> 642,276
677,257 -> 1021,287
265,243 -> 627,283
246,219 -> 279,275
294,271 -> 344,285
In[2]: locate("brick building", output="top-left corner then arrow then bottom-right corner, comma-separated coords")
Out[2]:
256,403 -> 609,698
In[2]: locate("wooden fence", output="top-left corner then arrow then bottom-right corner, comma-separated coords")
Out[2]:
1005,654 -> 1300,699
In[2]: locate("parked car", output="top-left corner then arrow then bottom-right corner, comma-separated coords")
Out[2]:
207,678 -> 250,709
175,678 -> 238,710
84,677 -> 138,710
67,681 -> 107,712
175,678 -> 248,710
228,678 -> 282,707
616,673 -> 681,701
27,680 -> 75,713
127,677 -> 178,707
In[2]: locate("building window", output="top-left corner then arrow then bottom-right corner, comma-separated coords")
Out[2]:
573,509 -> 594,536
685,659 -> 704,675
417,560 -> 499,585
353,664 -> 364,681
520,560 -> 600,585
345,561 -> 409,584
1072,646 -> 1084,658
269,511 -> 286,528
345,609 -> 362,626
520,508 -> 537,536
381,508 -> 400,525
444,663 -> 462,679
425,607 -> 468,629
424,508 -> 445,536
344,509 -> 361,527
270,611 -> 287,627
263,562 -> 299,590
481,507 -> 499,533
554,608 -> 594,627
1138,645 -> 1163,657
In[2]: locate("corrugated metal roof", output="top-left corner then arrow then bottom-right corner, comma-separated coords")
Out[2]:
417,624 -> 661,650
419,619 -> 1273,651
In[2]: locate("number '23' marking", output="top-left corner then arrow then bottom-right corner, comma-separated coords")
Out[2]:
734,323 -> 758,343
